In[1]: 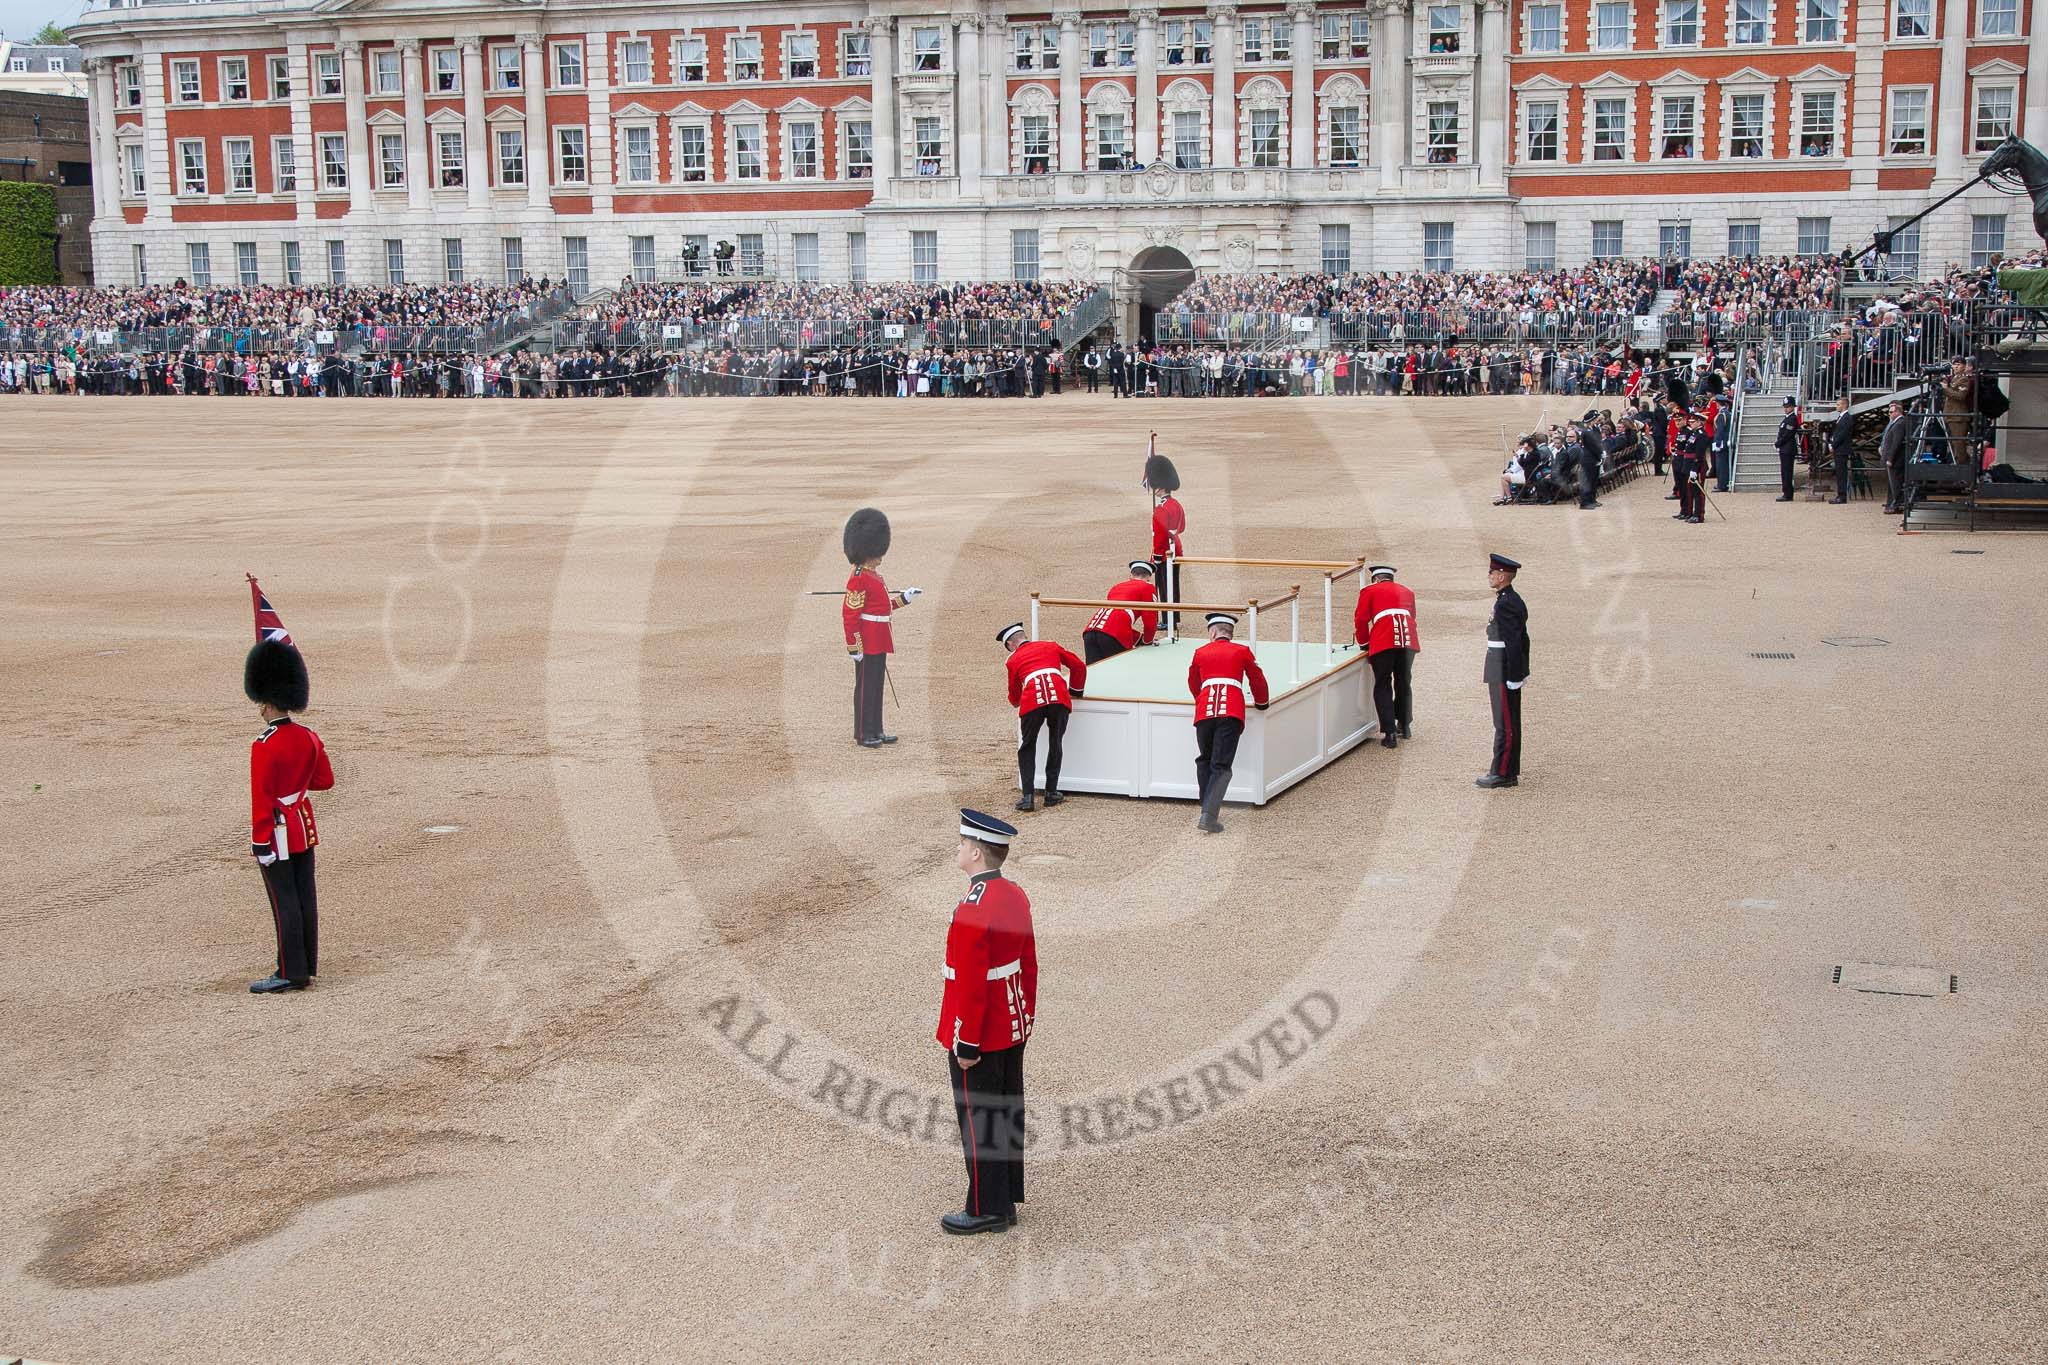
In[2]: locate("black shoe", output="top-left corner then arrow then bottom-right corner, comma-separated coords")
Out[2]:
1014,796 -> 1035,812
1380,734 -> 1397,748
1043,791 -> 1065,806
940,1212 -> 1010,1236
250,974 -> 303,994
858,738 -> 884,748
1775,494 -> 1793,501
1474,775 -> 1518,789
1196,816 -> 1224,833
879,734 -> 898,744
1688,515 -> 1704,523
1830,497 -> 1847,504
1672,513 -> 1686,519
1664,493 -> 1678,500
1398,724 -> 1411,739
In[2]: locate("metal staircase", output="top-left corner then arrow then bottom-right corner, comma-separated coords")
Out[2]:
1731,353 -> 1801,491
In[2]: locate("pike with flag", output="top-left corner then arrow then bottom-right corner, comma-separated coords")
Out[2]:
243,575 -> 334,995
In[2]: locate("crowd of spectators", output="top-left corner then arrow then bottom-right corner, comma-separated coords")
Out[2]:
0,280 -> 563,339
1166,259 -> 1664,326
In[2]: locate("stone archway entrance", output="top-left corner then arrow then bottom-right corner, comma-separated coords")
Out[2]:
1130,246 -> 1196,344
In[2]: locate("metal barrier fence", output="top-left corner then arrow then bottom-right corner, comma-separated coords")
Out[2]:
1153,308 -> 1644,347
1795,312 -> 1973,404
555,290 -> 1111,354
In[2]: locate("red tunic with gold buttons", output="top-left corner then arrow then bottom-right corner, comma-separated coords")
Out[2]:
936,871 -> 1037,1058
842,568 -> 893,654
250,717 -> 334,858
1187,638 -> 1271,722
1005,639 -> 1087,716
1086,577 -> 1160,649
1354,580 -> 1421,655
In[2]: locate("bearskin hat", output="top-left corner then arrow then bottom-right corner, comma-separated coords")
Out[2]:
843,507 -> 891,565
1666,377 -> 1691,411
1143,453 -> 1180,493
1703,371 -> 1725,397
244,637 -> 310,713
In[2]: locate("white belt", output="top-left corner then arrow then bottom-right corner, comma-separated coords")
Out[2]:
943,959 -> 1022,981
859,613 -> 890,623
277,791 -> 303,806
1488,640 -> 1506,649
942,965 -> 954,979
1369,608 -> 1413,629
1021,666 -> 1063,688
1202,677 -> 1245,693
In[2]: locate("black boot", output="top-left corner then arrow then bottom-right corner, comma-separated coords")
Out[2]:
1196,769 -> 1228,833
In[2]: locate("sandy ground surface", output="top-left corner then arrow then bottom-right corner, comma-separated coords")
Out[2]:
1,394 -> 2042,1364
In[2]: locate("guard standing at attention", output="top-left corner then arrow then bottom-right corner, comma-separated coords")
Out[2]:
937,808 -> 1037,1236
1145,450 -> 1186,621
1188,612 -> 1270,833
244,634 -> 334,993
1082,560 -> 1160,664
1478,553 -> 1530,789
1774,396 -> 1802,501
1000,623 -> 1087,812
1353,563 -> 1419,749
842,507 -> 919,748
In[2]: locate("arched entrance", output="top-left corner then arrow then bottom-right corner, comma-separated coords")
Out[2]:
1130,246 -> 1196,345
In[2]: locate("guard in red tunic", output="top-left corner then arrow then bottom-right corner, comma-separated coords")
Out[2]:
1082,560 -> 1160,664
937,808 -> 1037,1235
1145,451 -> 1186,622
244,637 -> 334,994
1187,612 -> 1270,834
1353,563 -> 1420,749
841,507 -> 919,748
999,622 -> 1087,812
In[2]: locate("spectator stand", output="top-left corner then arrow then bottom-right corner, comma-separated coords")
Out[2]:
1899,302 -> 2048,531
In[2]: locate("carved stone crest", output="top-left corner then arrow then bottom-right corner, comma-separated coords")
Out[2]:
1066,237 -> 1097,273
1224,235 -> 1254,270
1144,162 -> 1175,198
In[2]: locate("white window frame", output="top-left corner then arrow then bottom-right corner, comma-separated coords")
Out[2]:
1722,82 -> 1774,159
730,33 -> 764,81
430,45 -> 460,94
120,139 -> 146,197
1590,219 -> 1625,257
502,236 -> 524,283
326,238 -> 347,284
912,113 -> 945,176
732,118 -> 766,180
435,126 -> 466,189
1793,84 -> 1841,157
377,130 -> 407,188
552,40 -> 585,89
618,37 -> 653,86
1425,5 -> 1461,52
1011,227 -> 1040,282
619,122 -> 656,185
384,238 -> 406,285
785,30 -> 819,80
1800,0 -> 1840,43
281,239 -> 301,285
315,52 -> 343,97
676,35 -> 708,83
842,30 -> 872,77
119,62 -> 142,106
1977,0 -> 2017,36
491,44 -> 521,91
1318,76 -> 1366,168
443,237 -> 465,283
1421,221 -> 1454,272
371,48 -> 401,96
1892,0 -> 1932,38
1887,86 -> 1930,156
1522,95 -> 1562,162
555,125 -> 588,185
1171,107 -> 1204,168
176,137 -> 207,195
1662,0 -> 1701,46
1524,220 -> 1558,271
1728,220 -> 1762,257
912,26 -> 944,71
674,118 -> 710,182
1795,215 -> 1831,255
266,55 -> 291,101
1728,0 -> 1772,43
784,116 -> 821,180
235,240 -> 259,286
219,57 -> 251,102
1654,89 -> 1700,160
271,134 -> 297,192
495,126 -> 526,186
630,234 -> 657,283
319,133 -> 348,189
172,59 -> 200,104
1970,214 -> 2006,269
1095,107 -> 1130,169
1593,0 -> 1634,51
1424,99 -> 1462,164
187,241 -> 212,286
1972,82 -> 2015,153
910,228 -> 939,284
1321,222 -> 1353,274
1524,2 -> 1565,52
843,116 -> 874,180
1018,106 -> 1054,173
1585,80 -> 1638,162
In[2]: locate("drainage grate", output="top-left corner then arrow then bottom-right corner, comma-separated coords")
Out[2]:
1833,962 -> 1955,997
1822,637 -> 1890,648
1750,651 -> 1795,660
1952,549 -> 1985,555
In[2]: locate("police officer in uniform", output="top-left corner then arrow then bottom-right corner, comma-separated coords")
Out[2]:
1477,554 -> 1529,789
1353,563 -> 1419,748
1774,396 -> 1802,501
937,809 -> 1037,1235
244,635 -> 335,993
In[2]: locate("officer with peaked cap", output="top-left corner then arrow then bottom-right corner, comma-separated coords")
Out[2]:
1477,554 -> 1529,789
937,808 -> 1037,1234
244,636 -> 335,992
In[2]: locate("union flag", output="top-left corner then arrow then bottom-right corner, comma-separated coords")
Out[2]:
247,573 -> 292,645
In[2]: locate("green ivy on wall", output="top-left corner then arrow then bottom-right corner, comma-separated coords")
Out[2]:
0,183 -> 61,286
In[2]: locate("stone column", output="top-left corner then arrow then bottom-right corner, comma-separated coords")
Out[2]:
288,43 -> 315,221
1210,5 -> 1238,168
1477,0 -> 1508,188
956,15 -> 983,190
462,38 -> 488,208
1374,0 -> 1408,191
1289,1 -> 1316,167
342,41 -> 371,211
1135,6 -> 1161,165
521,35 -> 549,209
87,59 -> 118,219
140,49 -> 171,223
985,21 -> 1009,175
1932,0 -> 1968,185
2026,8 -> 2048,171
580,30 -> 611,214
399,38 -> 428,210
1056,10 -> 1083,171
868,16 -> 898,187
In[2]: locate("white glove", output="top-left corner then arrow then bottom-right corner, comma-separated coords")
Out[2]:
850,647 -> 864,661
900,587 -> 923,602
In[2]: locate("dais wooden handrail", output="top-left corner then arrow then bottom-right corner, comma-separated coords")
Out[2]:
1032,593 -> 1257,612
1171,555 -> 1366,571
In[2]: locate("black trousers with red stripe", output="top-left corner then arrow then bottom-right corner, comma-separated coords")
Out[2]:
1488,682 -> 1523,780
260,847 -> 318,982
852,652 -> 887,742
948,1045 -> 1025,1219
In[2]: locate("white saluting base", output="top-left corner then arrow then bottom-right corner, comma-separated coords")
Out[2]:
1022,639 -> 1376,805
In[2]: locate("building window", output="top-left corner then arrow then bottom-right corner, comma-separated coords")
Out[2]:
1798,91 -> 1836,155
320,134 -> 347,189
1426,101 -> 1460,163
1970,214 -> 2006,268
786,31 -> 819,79
187,242 -> 211,286
378,131 -> 406,188
849,231 -> 867,284
222,137 -> 255,193
1525,99 -> 1560,161
793,232 -> 820,282
384,238 -> 405,284
912,27 -> 943,71
1729,93 -> 1766,158
1802,0 -> 1839,41
1663,0 -> 1699,44
843,31 -> 872,77
1523,221 -> 1557,271
1421,221 -> 1454,272
272,136 -> 298,192
738,233 -> 765,276
1592,96 -> 1629,160
845,120 -> 873,179
1732,0 -> 1770,41
622,125 -> 654,183
629,234 -> 655,282
1171,110 -> 1202,169
913,115 -> 943,175
1088,22 -> 1137,68
1658,222 -> 1692,260
177,139 -> 206,195
326,238 -> 346,283
787,120 -> 819,179
1882,218 -> 1920,277
1427,5 -> 1461,51
221,57 -> 250,101
492,45 -> 521,90
1096,110 -> 1130,169
910,229 -> 938,284
120,62 -> 141,106
1011,227 -> 1040,282
1888,89 -> 1929,155
1022,113 -> 1053,172
1319,13 -> 1343,58
235,240 -> 259,286
564,235 -> 588,292
1321,223 -> 1352,274
436,129 -> 465,188
1659,95 -> 1697,158
556,127 -> 588,184
1329,106 -> 1362,166
619,39 -> 652,85
443,237 -> 464,282
120,142 -> 145,197
1019,24 -> 1063,69
173,59 -> 200,102
1242,17 -> 1267,62
1595,2 -> 1630,48
1527,3 -> 1563,51
1978,0 -> 2017,34
496,128 -> 525,186
1728,221 -> 1761,258
316,53 -> 342,96
1893,0 -> 1931,36
678,123 -> 708,181
1973,86 -> 2015,152
282,240 -> 301,284
1250,107 -> 1283,166
1796,215 -> 1830,255
677,37 -> 707,82
1590,219 -> 1623,257
430,46 -> 459,93
372,49 -> 400,96
133,242 -> 148,286
554,41 -> 584,87
502,236 -> 524,283
265,55 -> 291,100
734,121 -> 765,180
1349,11 -> 1372,55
